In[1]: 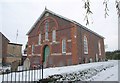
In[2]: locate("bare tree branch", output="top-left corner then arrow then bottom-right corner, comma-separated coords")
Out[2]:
83,0 -> 93,25
115,0 -> 120,17
82,0 -> 119,25
103,0 -> 109,18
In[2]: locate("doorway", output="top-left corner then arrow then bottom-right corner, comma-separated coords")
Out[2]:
43,45 -> 50,63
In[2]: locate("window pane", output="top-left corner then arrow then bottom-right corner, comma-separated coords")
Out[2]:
38,34 -> 41,45
98,42 -> 101,55
45,21 -> 49,40
45,21 -> 49,32
45,32 -> 48,40
32,45 -> 34,54
62,39 -> 66,53
52,30 -> 56,42
84,36 -> 88,54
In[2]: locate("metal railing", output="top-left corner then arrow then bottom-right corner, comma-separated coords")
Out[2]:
1,65 -> 42,83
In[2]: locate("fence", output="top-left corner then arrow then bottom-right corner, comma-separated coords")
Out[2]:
1,65 -> 43,83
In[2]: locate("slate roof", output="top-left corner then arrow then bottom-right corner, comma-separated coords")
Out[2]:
27,8 -> 104,39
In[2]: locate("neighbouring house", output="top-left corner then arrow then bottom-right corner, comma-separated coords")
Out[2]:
0,32 -> 10,65
27,8 -> 105,68
0,32 -> 22,66
6,43 -> 22,65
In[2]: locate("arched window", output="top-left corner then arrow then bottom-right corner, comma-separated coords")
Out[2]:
98,41 -> 101,55
52,30 -> 56,42
45,20 -> 49,40
62,39 -> 66,53
84,36 -> 88,54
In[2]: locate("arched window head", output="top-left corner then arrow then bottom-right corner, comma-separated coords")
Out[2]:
84,36 -> 88,54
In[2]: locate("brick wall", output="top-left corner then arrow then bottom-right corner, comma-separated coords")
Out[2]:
27,11 -> 105,67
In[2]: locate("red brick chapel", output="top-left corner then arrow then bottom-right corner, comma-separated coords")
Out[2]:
26,8 -> 105,68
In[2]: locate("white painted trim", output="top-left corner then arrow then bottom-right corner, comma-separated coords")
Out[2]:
84,52 -> 88,54
51,53 -> 62,56
45,39 -> 49,41
67,39 -> 72,42
38,43 -> 42,46
29,54 -> 41,56
51,52 -> 72,56
53,41 -> 56,43
34,54 -> 41,56
51,41 -> 60,45
28,54 -> 31,56
66,52 -> 72,55
35,44 -> 39,46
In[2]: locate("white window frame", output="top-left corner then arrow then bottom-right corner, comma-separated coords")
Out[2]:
84,36 -> 88,54
38,34 -> 41,45
98,41 -> 101,55
62,39 -> 66,54
52,30 -> 56,42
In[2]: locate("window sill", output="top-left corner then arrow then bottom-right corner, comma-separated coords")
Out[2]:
62,52 -> 66,55
84,52 -> 88,55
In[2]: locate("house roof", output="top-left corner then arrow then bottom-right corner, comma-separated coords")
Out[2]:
8,43 -> 22,46
27,8 -> 104,39
0,32 -> 10,42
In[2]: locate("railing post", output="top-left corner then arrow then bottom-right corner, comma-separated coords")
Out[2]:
42,60 -> 44,80
2,68 -> 4,83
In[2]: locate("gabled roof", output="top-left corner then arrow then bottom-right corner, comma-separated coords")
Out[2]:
8,43 -> 22,46
0,32 -> 10,42
27,8 -> 104,39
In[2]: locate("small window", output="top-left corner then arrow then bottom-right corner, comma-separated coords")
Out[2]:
45,21 -> 49,40
45,21 -> 49,32
52,30 -> 56,42
45,32 -> 48,40
38,34 -> 41,45
62,39 -> 66,53
84,36 -> 88,54
32,45 -> 34,55
98,41 -> 101,55
96,54 -> 99,62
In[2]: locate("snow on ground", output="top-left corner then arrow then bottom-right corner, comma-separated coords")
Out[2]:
43,60 -> 118,81
86,60 -> 118,81
0,60 -> 119,82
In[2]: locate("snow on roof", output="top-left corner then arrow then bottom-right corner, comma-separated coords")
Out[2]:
27,8 -> 104,39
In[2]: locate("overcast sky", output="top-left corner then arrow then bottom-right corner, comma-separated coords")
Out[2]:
0,0 -> 118,52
